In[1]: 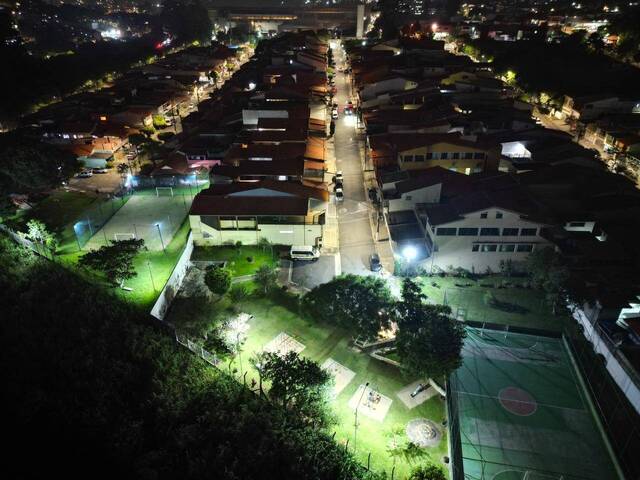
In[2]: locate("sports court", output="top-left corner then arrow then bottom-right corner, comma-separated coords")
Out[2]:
84,193 -> 191,251
449,327 -> 621,480
263,332 -> 306,357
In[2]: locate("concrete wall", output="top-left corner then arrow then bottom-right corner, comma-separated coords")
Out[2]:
424,208 -> 551,272
190,215 -> 323,247
150,232 -> 194,320
573,306 -> 640,415
388,184 -> 441,212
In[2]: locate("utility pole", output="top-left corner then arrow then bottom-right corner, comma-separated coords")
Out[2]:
354,382 -> 370,454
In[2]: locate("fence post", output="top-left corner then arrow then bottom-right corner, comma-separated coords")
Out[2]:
367,452 -> 371,470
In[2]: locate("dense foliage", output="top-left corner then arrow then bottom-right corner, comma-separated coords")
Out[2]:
0,235 -> 382,480
204,264 -> 232,296
395,279 -> 466,380
80,238 -> 145,286
302,274 -> 394,339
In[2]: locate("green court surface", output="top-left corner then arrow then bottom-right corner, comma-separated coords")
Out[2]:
449,328 -> 621,480
222,299 -> 449,479
83,194 -> 192,251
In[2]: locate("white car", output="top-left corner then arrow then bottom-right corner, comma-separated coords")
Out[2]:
335,170 -> 343,183
335,186 -> 344,202
331,108 -> 338,119
76,170 -> 93,178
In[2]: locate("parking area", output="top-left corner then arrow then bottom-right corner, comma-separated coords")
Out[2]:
290,255 -> 337,289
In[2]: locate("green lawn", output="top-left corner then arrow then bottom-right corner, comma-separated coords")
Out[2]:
418,275 -> 568,332
191,245 -> 280,277
223,299 -> 449,479
7,190 -> 99,254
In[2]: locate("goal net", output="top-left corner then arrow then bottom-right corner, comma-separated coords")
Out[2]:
155,186 -> 174,196
114,233 -> 136,241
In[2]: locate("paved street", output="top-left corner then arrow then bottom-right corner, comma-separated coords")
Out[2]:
332,41 -> 376,275
291,255 -> 338,289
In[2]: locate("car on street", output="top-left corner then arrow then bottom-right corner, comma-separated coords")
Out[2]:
369,253 -> 382,272
335,186 -> 344,202
290,245 -> 320,261
331,108 -> 338,119
335,170 -> 343,183
410,383 -> 428,398
92,168 -> 108,174
76,170 -> 93,178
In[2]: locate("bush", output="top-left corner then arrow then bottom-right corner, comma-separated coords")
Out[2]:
204,265 -> 232,296
246,256 -> 254,263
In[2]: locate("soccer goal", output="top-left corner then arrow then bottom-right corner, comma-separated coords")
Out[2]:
155,186 -> 174,197
114,233 -> 136,241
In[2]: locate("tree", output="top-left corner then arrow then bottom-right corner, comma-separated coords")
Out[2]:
258,351 -> 331,424
0,133 -> 78,198
21,219 -> 58,254
204,264 -> 232,296
525,247 -> 570,315
257,236 -> 273,257
79,238 -> 145,286
302,274 -> 394,340
162,0 -> 212,43
395,279 -> 466,380
409,464 -> 447,480
254,263 -> 278,295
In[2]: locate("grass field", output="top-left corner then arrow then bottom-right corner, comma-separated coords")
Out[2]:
224,299 -> 449,479
192,245 -> 280,277
418,275 -> 568,332
450,327 -> 621,480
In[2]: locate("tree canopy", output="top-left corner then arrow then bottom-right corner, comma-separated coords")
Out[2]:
395,279 -> 466,380
79,238 -> 145,286
302,274 -> 394,340
1,233 -> 383,480
204,264 -> 232,296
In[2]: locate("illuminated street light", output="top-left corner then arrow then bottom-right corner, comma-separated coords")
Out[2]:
402,245 -> 418,262
248,82 -> 256,91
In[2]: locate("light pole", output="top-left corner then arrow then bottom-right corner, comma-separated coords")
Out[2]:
354,381 -> 370,454
155,223 -> 165,251
147,260 -> 157,292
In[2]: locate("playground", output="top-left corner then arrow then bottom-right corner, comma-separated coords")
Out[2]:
448,327 -> 621,480
82,193 -> 191,251
220,298 -> 449,479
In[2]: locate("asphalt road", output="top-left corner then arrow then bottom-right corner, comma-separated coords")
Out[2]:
291,255 -> 337,289
333,41 -> 375,276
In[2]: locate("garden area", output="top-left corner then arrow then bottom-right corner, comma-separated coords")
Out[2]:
417,274 -> 568,332
165,274 -> 457,479
191,244 -> 283,277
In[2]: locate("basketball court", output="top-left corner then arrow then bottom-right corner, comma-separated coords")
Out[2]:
348,384 -> 392,422
321,358 -> 355,396
449,327 -> 622,480
83,193 -> 191,251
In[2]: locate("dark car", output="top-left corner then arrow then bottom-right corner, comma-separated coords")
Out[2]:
369,253 -> 382,272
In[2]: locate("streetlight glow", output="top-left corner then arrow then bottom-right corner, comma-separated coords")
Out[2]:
402,245 -> 417,261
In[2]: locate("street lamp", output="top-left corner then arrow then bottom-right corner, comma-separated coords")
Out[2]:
354,382 -> 370,454
402,245 -> 417,262
155,223 -> 165,251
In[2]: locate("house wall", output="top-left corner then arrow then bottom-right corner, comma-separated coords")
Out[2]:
388,184 -> 441,212
360,78 -> 418,102
397,142 -> 499,173
422,207 -> 552,272
190,215 -> 323,247
242,109 -> 289,126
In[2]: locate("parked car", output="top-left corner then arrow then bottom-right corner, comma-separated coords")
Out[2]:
290,245 -> 320,261
335,170 -> 343,183
369,253 -> 382,272
92,168 -> 108,174
331,108 -> 338,119
410,383 -> 428,398
335,186 -> 344,202
76,170 -> 93,178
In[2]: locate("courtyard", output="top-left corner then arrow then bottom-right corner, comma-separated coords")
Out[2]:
221,298 -> 449,479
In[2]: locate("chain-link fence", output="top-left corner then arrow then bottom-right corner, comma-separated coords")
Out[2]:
73,193 -> 132,249
565,332 -> 640,479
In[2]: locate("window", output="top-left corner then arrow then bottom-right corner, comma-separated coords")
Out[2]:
520,228 -> 537,236
480,227 -> 500,236
452,152 -> 460,159
499,244 -> 515,252
473,152 -> 485,159
569,221 -> 586,227
516,244 -> 534,252
436,227 -> 457,236
458,227 -> 479,236
502,228 -> 519,236
472,244 -> 480,252
440,152 -> 449,159
481,244 -> 497,252
414,154 -> 425,162
480,212 -> 488,219
496,212 -> 503,219
464,152 -> 473,159
403,155 -> 414,162
405,195 -> 412,201
426,152 -> 434,160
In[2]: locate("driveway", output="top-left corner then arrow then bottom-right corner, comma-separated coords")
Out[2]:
291,255 -> 337,290
332,41 -> 376,275
68,169 -> 123,195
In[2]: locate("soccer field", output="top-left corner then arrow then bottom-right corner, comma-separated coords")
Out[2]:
84,194 -> 191,251
449,328 -> 621,480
